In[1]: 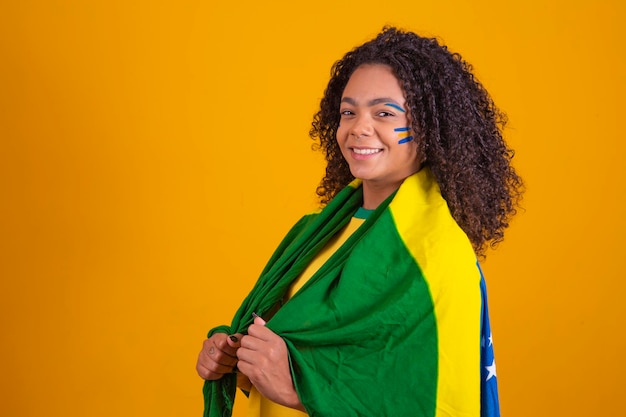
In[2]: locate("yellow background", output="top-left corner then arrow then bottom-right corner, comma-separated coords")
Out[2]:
1,1 -> 624,416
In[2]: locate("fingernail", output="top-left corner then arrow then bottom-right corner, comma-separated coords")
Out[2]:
252,312 -> 259,319
229,335 -> 239,343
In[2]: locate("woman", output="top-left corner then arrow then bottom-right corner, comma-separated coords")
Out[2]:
196,26 -> 522,417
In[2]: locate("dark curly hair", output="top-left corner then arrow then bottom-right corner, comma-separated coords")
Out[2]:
310,26 -> 523,255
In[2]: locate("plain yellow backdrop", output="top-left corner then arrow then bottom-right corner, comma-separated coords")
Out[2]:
1,1 -> 624,416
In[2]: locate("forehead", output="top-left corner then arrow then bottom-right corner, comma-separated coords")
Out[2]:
342,64 -> 405,101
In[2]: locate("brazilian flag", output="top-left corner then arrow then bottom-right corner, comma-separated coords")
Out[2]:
203,168 -> 500,417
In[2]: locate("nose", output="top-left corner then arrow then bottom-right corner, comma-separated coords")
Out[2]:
350,114 -> 373,138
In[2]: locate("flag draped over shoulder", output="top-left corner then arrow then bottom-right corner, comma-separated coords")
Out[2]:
202,168 -> 500,417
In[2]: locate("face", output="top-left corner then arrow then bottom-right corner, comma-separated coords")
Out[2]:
337,64 -> 421,195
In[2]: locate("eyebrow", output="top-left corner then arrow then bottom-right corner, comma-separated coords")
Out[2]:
341,97 -> 405,109
385,103 -> 406,113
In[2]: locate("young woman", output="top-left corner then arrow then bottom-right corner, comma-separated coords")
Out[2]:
196,26 -> 522,417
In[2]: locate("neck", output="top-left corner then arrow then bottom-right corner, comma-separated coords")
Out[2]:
363,164 -> 422,210
361,181 -> 401,210
361,168 -> 422,210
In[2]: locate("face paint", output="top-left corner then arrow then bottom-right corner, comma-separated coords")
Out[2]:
385,103 -> 406,113
394,126 -> 414,144
384,104 -> 413,144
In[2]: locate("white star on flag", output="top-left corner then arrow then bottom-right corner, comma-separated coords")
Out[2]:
485,359 -> 497,381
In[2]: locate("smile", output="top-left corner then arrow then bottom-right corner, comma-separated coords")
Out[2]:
352,148 -> 382,155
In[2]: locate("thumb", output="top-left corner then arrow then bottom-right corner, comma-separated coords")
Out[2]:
252,312 -> 267,326
226,333 -> 243,348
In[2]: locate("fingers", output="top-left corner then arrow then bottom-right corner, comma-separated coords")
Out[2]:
196,355 -> 231,380
196,334 -> 240,380
208,338 -> 239,364
226,333 -> 243,349
214,334 -> 240,357
238,323 -> 281,362
196,316 -> 268,381
246,322 -> 275,342
196,359 -> 232,380
235,324 -> 299,408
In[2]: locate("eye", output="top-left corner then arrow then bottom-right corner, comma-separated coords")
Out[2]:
340,109 -> 355,117
377,111 -> 394,117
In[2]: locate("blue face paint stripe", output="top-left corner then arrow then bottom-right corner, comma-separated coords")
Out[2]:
395,126 -> 412,144
385,103 -> 406,113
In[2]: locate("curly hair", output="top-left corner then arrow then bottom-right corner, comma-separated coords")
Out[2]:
310,26 -> 523,255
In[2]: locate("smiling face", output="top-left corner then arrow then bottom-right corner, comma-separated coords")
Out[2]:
337,64 -> 421,207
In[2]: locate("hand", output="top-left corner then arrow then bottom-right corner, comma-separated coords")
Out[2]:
237,316 -> 305,411
196,332 -> 242,380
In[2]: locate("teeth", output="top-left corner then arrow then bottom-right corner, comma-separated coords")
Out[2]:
353,148 -> 382,155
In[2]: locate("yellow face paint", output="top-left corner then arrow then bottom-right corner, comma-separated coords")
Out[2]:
394,127 -> 414,144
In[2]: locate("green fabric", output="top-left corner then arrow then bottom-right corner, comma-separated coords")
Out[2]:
353,206 -> 374,219
202,174 -> 439,417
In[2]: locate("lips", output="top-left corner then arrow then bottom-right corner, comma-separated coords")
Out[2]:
348,147 -> 383,161
352,148 -> 382,155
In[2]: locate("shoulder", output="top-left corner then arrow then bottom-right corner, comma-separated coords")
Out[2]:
388,169 -> 480,293
390,169 -> 470,250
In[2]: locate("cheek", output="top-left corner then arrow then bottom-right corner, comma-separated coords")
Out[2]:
392,138 -> 419,159
336,125 -> 348,145
394,126 -> 414,145
404,142 -> 421,164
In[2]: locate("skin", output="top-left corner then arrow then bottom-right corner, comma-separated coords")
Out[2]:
195,332 -> 241,381
196,63 -> 421,413
237,316 -> 305,411
336,63 -> 421,209
196,317 -> 305,412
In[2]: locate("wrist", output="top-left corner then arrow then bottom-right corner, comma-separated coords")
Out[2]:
285,390 -> 306,412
